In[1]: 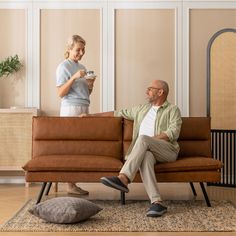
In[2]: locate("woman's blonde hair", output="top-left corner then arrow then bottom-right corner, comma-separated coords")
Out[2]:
64,35 -> 86,59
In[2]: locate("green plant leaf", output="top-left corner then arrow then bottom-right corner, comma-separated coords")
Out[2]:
0,55 -> 23,78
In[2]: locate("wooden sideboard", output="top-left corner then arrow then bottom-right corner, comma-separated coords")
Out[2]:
0,108 -> 38,171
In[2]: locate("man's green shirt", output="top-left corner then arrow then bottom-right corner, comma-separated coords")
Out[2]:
114,101 -> 182,157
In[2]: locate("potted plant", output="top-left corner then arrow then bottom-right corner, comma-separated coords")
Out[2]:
0,55 -> 23,78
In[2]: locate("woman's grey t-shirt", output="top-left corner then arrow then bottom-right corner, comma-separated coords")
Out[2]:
56,59 -> 90,107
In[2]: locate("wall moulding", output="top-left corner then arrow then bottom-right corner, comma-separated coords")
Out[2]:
0,0 -> 236,116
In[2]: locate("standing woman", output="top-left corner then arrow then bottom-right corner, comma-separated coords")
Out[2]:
56,35 -> 95,195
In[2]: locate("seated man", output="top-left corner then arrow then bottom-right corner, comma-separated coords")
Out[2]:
88,80 -> 182,217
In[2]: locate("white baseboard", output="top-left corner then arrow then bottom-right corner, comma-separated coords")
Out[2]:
0,176 -> 26,184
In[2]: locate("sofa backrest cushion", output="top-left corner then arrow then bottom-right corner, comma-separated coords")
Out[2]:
123,117 -> 211,158
123,119 -> 133,157
32,116 -> 123,160
178,117 -> 211,158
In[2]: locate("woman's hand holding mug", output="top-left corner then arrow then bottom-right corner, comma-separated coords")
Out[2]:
72,70 -> 86,81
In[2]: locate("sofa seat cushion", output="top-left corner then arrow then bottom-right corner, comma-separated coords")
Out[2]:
155,157 -> 223,173
23,155 -> 123,172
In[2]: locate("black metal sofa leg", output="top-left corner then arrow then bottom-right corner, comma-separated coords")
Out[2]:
45,182 -> 52,196
120,191 -> 125,205
200,182 -> 211,207
36,182 -> 47,204
189,182 -> 197,196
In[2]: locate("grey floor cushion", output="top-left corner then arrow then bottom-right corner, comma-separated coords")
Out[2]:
28,197 -> 102,224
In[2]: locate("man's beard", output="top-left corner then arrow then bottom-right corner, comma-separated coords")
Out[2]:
147,97 -> 154,104
147,95 -> 159,104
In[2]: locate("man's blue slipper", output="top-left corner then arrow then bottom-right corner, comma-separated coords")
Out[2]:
100,176 -> 129,193
146,203 -> 167,217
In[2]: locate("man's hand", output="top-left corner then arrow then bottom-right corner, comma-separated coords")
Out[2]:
79,113 -> 89,117
153,132 -> 170,142
80,111 -> 114,117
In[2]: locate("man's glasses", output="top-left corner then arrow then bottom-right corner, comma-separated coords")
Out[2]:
146,87 -> 162,91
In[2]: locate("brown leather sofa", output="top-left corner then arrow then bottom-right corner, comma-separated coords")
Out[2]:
23,116 -> 223,206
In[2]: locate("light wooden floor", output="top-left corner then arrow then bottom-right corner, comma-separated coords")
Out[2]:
0,182 -> 236,236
